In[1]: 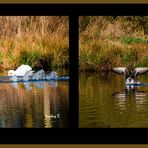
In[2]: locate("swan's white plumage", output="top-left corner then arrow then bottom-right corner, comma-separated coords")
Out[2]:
8,64 -> 33,76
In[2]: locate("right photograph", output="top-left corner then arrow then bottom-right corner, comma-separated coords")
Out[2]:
79,16 -> 148,128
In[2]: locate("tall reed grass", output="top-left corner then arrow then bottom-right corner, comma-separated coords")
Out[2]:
0,16 -> 69,71
79,16 -> 148,71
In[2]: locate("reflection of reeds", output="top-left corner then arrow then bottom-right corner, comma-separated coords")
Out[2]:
0,81 -> 69,128
79,16 -> 148,71
0,16 -> 69,71
79,73 -> 148,128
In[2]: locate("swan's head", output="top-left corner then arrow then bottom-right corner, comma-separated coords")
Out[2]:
8,70 -> 16,76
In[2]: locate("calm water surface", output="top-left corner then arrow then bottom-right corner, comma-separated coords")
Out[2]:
0,70 -> 69,128
79,72 -> 148,128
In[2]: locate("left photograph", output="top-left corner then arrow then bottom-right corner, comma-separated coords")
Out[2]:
0,16 -> 69,128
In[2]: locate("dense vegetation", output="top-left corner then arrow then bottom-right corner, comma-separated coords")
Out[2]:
79,16 -> 148,71
0,16 -> 69,72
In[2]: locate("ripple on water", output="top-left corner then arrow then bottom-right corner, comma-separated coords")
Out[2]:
79,73 -> 148,128
0,73 -> 69,128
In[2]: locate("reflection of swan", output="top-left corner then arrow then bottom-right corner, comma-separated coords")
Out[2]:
8,64 -> 33,76
10,82 -> 18,88
23,82 -> 32,90
10,81 -> 32,90
48,81 -> 57,88
112,67 -> 148,85
33,81 -> 44,89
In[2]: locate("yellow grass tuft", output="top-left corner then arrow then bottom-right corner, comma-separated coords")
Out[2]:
0,16 -> 69,71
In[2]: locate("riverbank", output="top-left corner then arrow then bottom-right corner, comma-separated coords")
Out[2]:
0,16 -> 69,72
79,16 -> 148,71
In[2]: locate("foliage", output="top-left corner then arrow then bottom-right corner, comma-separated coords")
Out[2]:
79,16 -> 148,71
121,36 -> 147,44
0,16 -> 69,71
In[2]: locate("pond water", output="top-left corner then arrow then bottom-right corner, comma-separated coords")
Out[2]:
0,70 -> 69,128
79,72 -> 148,128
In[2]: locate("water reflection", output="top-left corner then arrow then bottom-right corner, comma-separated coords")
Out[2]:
0,74 -> 69,128
10,81 -> 58,91
79,72 -> 148,128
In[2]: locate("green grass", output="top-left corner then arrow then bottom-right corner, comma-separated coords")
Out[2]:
136,56 -> 148,67
121,36 -> 147,44
0,16 -> 69,72
79,16 -> 148,71
0,36 -> 69,71
79,40 -> 148,71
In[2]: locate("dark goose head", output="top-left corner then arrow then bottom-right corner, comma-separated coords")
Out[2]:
112,67 -> 148,85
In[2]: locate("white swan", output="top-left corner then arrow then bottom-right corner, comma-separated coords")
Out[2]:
8,64 -> 33,76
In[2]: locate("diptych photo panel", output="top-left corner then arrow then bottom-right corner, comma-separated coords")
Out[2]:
79,16 -> 148,128
0,16 -> 69,128
1,15 -> 148,129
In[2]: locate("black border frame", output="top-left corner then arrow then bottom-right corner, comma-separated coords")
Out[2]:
0,3 -> 148,144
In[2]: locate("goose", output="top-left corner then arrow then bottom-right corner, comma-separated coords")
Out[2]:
8,64 -> 34,76
112,67 -> 148,85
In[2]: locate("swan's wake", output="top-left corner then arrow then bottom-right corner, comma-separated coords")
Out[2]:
4,64 -> 69,83
7,70 -> 69,82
